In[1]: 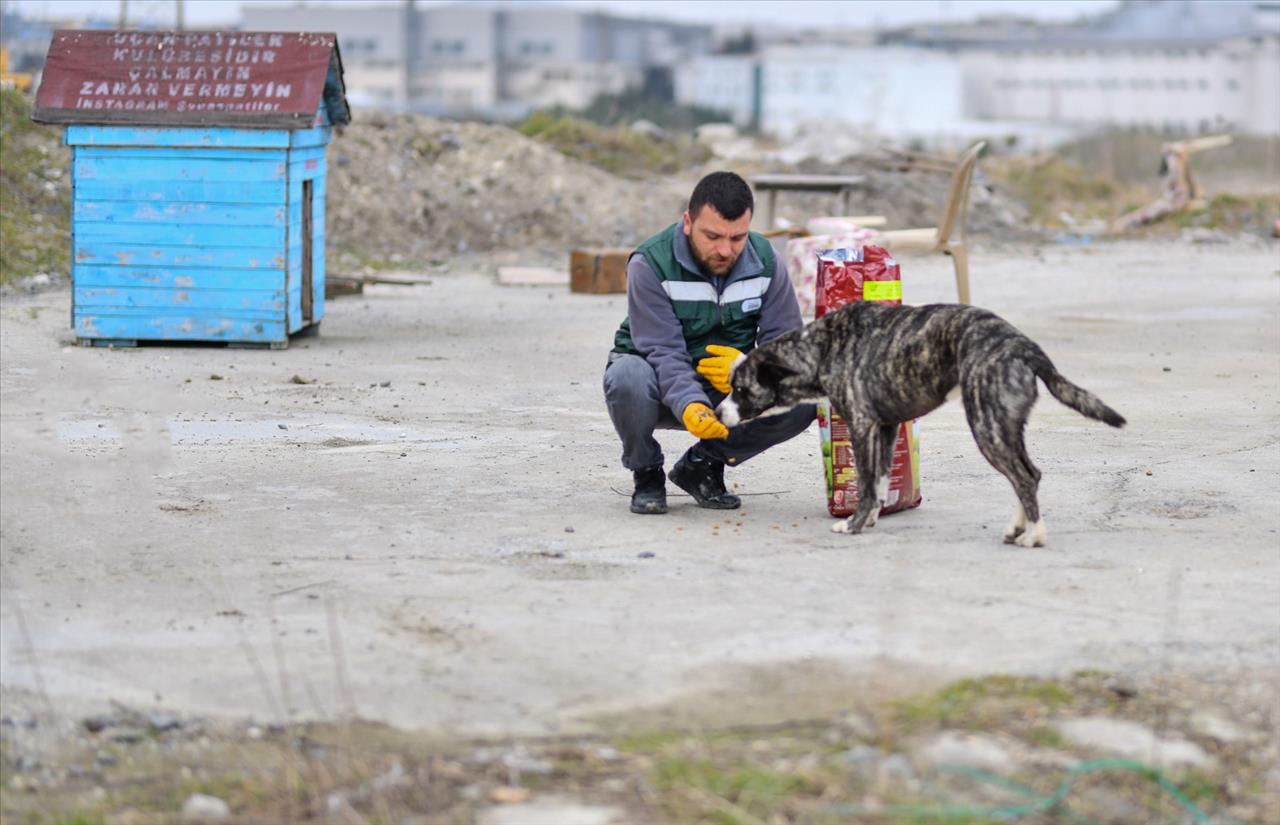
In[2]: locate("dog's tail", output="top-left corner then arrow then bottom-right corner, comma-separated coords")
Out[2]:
1036,360 -> 1126,428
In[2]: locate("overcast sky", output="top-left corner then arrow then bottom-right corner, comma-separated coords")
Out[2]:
5,0 -> 1121,29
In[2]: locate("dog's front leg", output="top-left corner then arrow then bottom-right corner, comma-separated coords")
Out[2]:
832,417 -> 882,535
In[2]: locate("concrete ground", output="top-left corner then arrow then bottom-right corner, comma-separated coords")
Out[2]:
1,238 -> 1278,738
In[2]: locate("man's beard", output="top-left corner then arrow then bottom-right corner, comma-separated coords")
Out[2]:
691,244 -> 738,277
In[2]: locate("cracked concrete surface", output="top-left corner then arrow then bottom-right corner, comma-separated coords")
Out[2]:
1,239 -> 1277,736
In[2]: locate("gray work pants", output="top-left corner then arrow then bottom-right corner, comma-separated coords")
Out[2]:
602,352 -> 816,471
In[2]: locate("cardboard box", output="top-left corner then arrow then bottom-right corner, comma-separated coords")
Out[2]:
815,245 -> 923,518
570,248 -> 631,294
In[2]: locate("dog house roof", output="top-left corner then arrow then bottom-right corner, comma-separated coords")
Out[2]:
33,30 -> 350,130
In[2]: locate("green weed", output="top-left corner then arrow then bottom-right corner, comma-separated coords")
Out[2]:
0,89 -> 71,286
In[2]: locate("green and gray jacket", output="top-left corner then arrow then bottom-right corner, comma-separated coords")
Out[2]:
612,221 -> 803,419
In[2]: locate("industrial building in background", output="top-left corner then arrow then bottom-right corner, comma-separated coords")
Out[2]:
678,0 -> 1279,141
4,1 -> 1277,142
240,2 -> 710,119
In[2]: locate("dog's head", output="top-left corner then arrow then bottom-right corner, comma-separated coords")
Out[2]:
717,329 -> 822,427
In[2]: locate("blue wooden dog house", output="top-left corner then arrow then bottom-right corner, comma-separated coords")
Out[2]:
33,30 -> 350,348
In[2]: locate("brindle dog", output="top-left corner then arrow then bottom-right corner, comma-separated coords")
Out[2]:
716,302 -> 1125,546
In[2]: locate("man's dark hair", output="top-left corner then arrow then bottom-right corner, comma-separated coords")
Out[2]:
688,171 -> 754,221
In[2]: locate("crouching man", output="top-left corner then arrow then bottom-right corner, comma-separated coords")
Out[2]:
603,171 -> 816,514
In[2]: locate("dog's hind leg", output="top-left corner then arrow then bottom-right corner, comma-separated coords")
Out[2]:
963,367 -> 1047,547
832,416 -> 884,535
1009,437 -> 1046,548
1004,502 -> 1028,543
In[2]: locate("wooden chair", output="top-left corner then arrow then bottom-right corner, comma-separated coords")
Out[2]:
875,140 -> 986,305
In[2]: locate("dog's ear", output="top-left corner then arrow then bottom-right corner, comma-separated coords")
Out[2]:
756,349 -> 797,386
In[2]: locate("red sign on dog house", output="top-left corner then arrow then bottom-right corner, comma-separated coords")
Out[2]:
34,30 -> 348,129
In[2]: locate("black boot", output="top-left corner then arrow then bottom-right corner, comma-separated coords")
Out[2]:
630,465 -> 668,514
669,445 -> 741,509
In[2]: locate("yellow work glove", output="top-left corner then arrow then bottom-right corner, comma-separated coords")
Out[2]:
682,402 -> 729,440
696,344 -> 743,394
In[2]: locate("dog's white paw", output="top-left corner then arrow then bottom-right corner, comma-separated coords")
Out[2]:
831,519 -> 857,534
1003,504 -> 1027,543
1013,520 -> 1047,548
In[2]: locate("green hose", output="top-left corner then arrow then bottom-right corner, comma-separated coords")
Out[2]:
825,757 -> 1236,824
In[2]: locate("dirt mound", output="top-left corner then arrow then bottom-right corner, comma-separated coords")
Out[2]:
323,113 -> 1039,275
326,111 -> 689,273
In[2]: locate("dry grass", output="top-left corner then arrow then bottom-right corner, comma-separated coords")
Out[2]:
984,132 -> 1280,235
0,88 -> 70,286
4,670 -> 1273,825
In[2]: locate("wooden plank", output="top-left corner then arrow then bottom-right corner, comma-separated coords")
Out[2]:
73,179 -> 287,203
74,264 -> 285,290
74,311 -> 287,343
75,285 -> 285,312
75,303 -> 281,321
73,220 -> 286,248
498,266 -> 566,286
570,248 -> 630,294
750,174 -> 866,191
66,125 -> 291,148
287,285 -> 303,333
289,159 -> 326,180
287,145 -> 325,162
75,201 -> 286,226
75,146 -> 289,162
75,242 -> 285,269
289,126 -> 332,149
325,277 -> 362,298
75,157 -> 287,182
287,227 -> 323,254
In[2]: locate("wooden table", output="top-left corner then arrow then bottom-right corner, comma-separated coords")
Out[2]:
750,174 -> 867,230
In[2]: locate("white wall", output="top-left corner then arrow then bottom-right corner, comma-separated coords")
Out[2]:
506,62 -> 638,110
1243,36 -> 1280,134
961,37 -> 1280,135
760,46 -> 964,139
673,56 -> 756,126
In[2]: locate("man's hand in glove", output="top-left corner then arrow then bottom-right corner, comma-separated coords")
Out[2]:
696,345 -> 744,394
682,402 -> 729,440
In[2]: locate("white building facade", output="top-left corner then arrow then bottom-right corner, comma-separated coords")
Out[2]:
674,0 -> 1279,141
959,31 -> 1279,133
674,46 -> 970,142
674,56 -> 758,128
940,0 -> 1280,135
240,2 -> 711,117
759,46 -> 965,140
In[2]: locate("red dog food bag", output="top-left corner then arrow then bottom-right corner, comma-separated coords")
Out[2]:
815,246 -> 922,518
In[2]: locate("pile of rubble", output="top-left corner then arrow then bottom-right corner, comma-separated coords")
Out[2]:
0,98 -> 1033,287
794,149 -> 1031,237
324,112 -> 1033,275
325,111 -> 690,273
